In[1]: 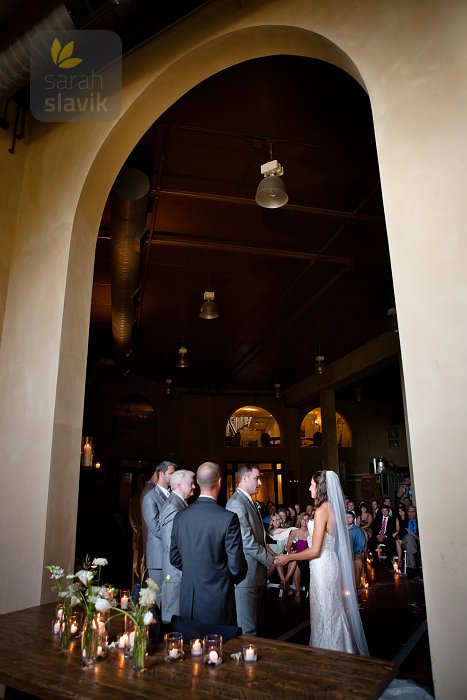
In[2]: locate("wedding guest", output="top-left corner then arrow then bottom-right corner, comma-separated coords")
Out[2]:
170,462 -> 247,627
356,503 -> 373,544
160,469 -> 195,623
285,512 -> 310,602
266,513 -> 292,594
141,460 -> 177,587
226,464 -> 274,635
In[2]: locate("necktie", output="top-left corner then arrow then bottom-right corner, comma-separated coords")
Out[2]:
379,517 -> 387,535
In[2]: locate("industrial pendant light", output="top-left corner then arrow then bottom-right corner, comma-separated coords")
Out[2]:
199,276 -> 219,319
176,339 -> 189,368
255,142 -> 288,209
314,354 -> 326,375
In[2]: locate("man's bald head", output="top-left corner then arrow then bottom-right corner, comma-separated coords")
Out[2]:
197,462 -> 222,494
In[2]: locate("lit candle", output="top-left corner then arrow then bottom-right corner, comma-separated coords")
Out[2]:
95,462 -> 101,470
97,645 -> 103,657
118,633 -> 128,649
120,595 -> 129,610
129,631 -> 135,648
53,620 -> 61,634
169,646 -> 179,659
244,645 -> 257,661
208,649 -> 219,664
56,608 -> 63,620
70,621 -> 78,635
191,639 -> 202,656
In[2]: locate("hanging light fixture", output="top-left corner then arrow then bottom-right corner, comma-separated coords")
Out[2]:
199,278 -> 219,320
165,378 -> 173,395
176,339 -> 189,368
314,355 -> 326,375
255,142 -> 288,209
274,383 -> 281,399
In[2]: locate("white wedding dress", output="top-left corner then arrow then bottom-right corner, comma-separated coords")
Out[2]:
308,518 -> 356,653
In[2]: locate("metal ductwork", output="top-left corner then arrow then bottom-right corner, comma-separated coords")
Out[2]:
110,167 -> 150,372
0,0 -> 138,99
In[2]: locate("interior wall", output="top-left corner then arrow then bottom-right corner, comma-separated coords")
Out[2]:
0,2 -> 466,697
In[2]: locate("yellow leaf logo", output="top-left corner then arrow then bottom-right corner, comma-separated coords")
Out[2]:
51,38 -> 83,69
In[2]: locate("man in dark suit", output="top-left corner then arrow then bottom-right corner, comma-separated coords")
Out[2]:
170,462 -> 247,627
368,504 -> 397,564
141,460 -> 177,586
226,464 -> 274,635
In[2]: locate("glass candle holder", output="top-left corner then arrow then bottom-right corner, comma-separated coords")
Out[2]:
164,632 -> 184,662
203,634 -> 222,665
120,590 -> 130,610
243,643 -> 257,662
190,638 -> 203,656
69,613 -> 81,640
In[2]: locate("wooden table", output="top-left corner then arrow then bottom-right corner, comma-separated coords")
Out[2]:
0,603 -> 396,699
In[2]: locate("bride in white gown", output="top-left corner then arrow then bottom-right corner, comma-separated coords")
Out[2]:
275,470 -> 368,655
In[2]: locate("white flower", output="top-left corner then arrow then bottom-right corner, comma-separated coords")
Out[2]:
139,586 -> 157,608
92,558 -> 108,567
95,597 -> 112,613
143,611 -> 154,626
76,569 -> 94,585
146,578 -> 158,591
49,566 -> 64,579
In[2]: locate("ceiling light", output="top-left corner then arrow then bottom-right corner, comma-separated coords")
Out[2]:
274,383 -> 281,399
165,378 -> 172,396
176,342 -> 189,368
199,290 -> 219,320
314,355 -> 326,375
255,143 -> 288,209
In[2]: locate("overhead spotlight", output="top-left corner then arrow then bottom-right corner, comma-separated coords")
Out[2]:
255,143 -> 288,209
314,355 -> 326,375
199,291 -> 219,320
165,378 -> 173,396
176,341 -> 189,368
274,383 -> 281,399
387,307 -> 399,333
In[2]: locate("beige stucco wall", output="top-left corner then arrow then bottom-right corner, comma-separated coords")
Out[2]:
0,1 -> 466,696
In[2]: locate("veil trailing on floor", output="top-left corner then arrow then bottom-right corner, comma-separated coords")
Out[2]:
326,470 -> 369,655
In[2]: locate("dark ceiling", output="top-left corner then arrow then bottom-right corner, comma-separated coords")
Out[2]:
88,54 -> 396,396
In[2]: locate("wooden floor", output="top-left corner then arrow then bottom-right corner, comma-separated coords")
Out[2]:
259,560 -> 433,696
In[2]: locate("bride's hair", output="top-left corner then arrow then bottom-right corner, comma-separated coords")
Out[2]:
312,470 -> 328,509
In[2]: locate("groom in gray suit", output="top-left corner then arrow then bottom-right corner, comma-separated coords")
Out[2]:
226,463 -> 273,635
160,469 -> 195,623
141,460 -> 177,587
170,462 -> 247,627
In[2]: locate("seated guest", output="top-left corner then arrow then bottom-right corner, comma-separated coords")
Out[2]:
266,513 -> 292,594
286,506 -> 297,527
383,497 -> 394,516
394,503 -> 408,572
285,512 -> 310,602
356,503 -> 373,545
368,505 -> 396,564
405,505 -> 420,570
402,496 -> 413,509
347,499 -> 356,516
371,499 -> 380,519
263,501 -> 276,526
347,511 -> 367,588
277,507 -> 288,528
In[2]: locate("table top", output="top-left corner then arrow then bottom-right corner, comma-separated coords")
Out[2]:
0,603 -> 397,700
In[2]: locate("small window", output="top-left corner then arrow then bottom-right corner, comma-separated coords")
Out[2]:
226,405 -> 281,447
300,408 -> 352,447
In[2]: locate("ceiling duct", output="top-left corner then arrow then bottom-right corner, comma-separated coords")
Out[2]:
110,167 -> 150,372
0,1 -> 138,98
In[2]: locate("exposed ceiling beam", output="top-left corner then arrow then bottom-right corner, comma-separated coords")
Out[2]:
158,189 -> 384,221
149,233 -> 354,265
286,331 -> 401,406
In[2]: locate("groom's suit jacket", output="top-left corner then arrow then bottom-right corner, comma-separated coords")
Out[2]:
170,496 -> 247,626
141,483 -> 168,569
160,492 -> 187,622
225,489 -> 273,587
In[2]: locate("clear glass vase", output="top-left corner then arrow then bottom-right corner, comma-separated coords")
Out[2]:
58,607 -> 71,654
132,624 -> 147,673
81,613 -> 99,668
